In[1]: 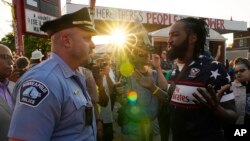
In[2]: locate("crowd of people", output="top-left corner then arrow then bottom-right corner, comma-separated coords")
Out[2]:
0,7 -> 250,141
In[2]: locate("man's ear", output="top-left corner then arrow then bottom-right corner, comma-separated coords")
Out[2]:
189,34 -> 197,43
61,33 -> 71,48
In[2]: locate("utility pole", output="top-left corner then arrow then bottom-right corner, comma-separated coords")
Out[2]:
1,0 -> 24,55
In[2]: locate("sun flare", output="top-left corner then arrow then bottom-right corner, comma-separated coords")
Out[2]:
110,29 -> 126,47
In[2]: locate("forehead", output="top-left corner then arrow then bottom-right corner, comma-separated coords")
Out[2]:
64,27 -> 92,36
0,45 -> 12,55
235,64 -> 248,69
169,22 -> 186,34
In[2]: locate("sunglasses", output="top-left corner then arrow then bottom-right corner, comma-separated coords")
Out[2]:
234,69 -> 247,74
0,54 -> 13,61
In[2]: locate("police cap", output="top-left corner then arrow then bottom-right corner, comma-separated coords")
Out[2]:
40,7 -> 97,37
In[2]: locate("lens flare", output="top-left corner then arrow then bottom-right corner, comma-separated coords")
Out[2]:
127,90 -> 137,104
130,106 -> 140,114
110,29 -> 126,47
120,62 -> 134,77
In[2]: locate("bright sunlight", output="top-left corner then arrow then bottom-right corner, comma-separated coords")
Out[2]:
110,29 -> 127,47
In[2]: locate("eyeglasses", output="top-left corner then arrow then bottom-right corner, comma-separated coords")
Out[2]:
0,54 -> 13,61
234,69 -> 247,74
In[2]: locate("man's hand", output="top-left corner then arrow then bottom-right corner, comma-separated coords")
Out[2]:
192,84 -> 230,110
193,84 -> 237,124
150,54 -> 161,70
96,121 -> 103,140
134,70 -> 155,90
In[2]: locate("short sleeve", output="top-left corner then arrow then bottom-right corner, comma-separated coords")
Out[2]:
8,78 -> 61,141
208,61 -> 234,103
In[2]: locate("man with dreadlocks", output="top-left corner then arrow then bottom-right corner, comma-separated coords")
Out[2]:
166,17 -> 237,141
137,17 -> 237,141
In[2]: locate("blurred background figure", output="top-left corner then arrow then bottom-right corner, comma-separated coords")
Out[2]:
214,45 -> 221,61
224,58 -> 250,140
160,50 -> 174,71
160,49 -> 175,81
116,48 -> 160,141
15,56 -> 30,77
89,54 -> 115,141
0,44 -> 15,141
231,58 -> 250,125
30,49 -> 44,68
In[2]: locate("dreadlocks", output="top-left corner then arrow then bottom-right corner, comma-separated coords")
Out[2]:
178,17 -> 208,58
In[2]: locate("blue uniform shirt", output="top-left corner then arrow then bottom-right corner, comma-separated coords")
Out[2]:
8,53 -> 96,141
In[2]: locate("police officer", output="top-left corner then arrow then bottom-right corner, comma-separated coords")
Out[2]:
8,7 -> 97,141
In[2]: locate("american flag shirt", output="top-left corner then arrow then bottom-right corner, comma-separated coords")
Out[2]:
169,55 -> 235,140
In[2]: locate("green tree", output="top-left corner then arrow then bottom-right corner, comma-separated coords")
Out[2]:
0,33 -> 15,51
0,32 -> 51,58
24,35 -> 51,58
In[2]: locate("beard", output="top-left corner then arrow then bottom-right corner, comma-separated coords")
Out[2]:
167,38 -> 189,61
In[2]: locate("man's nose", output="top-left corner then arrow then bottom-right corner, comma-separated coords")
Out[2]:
90,40 -> 95,49
167,37 -> 173,44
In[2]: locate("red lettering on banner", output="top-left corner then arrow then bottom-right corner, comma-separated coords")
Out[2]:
147,12 -> 177,25
206,19 -> 225,30
152,13 -> 157,24
146,13 -> 152,23
164,14 -> 169,24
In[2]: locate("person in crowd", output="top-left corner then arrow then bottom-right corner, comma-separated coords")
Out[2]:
231,58 -> 250,125
149,54 -> 171,141
214,45 -> 221,61
224,58 -> 250,140
228,58 -> 237,81
160,49 -> 175,81
15,56 -> 30,76
160,49 -> 174,71
79,65 -> 105,141
29,49 -> 44,68
95,55 -> 115,141
116,47 -> 167,141
138,17 -> 237,141
78,41 -> 105,140
8,7 -> 98,141
167,17 -> 237,141
0,44 -> 15,141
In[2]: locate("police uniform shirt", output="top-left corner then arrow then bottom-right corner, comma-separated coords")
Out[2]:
168,55 -> 235,140
8,53 -> 96,141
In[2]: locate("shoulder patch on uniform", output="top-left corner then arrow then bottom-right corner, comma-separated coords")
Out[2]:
19,80 -> 49,107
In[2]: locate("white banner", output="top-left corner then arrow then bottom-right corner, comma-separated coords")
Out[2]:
25,9 -> 56,35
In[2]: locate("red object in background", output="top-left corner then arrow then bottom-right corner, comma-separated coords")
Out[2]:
12,0 -> 61,55
13,0 -> 25,56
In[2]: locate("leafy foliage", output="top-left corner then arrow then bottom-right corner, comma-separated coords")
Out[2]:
0,32 -> 51,58
0,33 -> 15,51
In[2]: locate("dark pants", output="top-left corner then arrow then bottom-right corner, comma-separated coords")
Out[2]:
158,102 -> 170,141
102,123 -> 113,141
